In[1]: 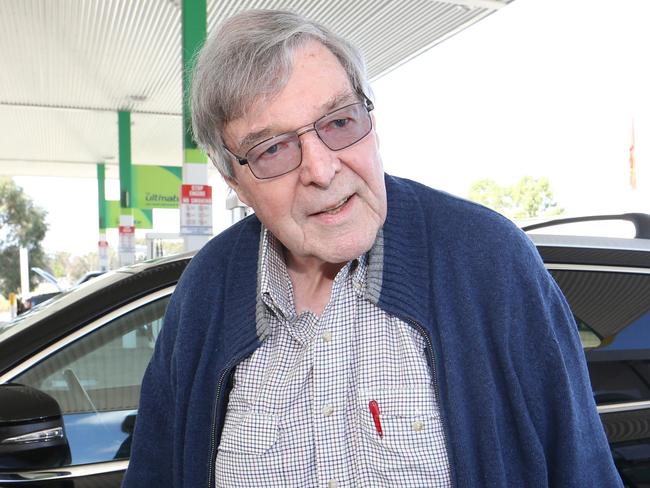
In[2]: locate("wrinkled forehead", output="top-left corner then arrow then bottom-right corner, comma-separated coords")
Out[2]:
224,41 -> 356,149
243,89 -> 358,126
226,38 -> 355,120
222,38 -> 312,124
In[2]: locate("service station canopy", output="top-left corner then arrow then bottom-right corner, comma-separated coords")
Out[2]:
0,0 -> 511,180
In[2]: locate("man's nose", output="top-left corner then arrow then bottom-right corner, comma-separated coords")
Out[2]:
297,130 -> 341,188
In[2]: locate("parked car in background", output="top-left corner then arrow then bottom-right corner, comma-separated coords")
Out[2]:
18,269 -> 107,314
0,215 -> 648,486
524,213 -> 650,488
0,253 -> 191,486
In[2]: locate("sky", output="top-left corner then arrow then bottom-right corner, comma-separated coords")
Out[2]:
12,0 -> 650,257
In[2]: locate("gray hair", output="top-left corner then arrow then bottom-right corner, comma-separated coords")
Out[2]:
190,9 -> 371,177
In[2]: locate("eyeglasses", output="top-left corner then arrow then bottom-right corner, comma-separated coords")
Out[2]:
224,95 -> 374,179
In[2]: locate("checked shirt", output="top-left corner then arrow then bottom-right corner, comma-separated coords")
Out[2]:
214,229 -> 452,487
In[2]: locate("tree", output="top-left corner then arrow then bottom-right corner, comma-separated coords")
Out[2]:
0,178 -> 49,296
468,176 -> 564,220
467,179 -> 508,212
50,250 -> 72,279
50,249 -> 118,284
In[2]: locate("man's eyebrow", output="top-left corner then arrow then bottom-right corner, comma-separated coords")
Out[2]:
238,128 -> 274,153
321,91 -> 358,112
237,91 -> 358,151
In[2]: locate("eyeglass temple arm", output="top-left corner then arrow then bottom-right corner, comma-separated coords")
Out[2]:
359,90 -> 374,112
222,145 -> 249,166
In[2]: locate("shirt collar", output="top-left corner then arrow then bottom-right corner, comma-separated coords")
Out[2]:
258,227 -> 370,322
259,227 -> 295,320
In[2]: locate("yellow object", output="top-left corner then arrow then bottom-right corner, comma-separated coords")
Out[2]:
9,292 -> 17,318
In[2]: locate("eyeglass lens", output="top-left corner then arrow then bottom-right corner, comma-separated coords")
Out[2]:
246,102 -> 371,179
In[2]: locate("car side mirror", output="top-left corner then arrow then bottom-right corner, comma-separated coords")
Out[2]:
0,384 -> 71,470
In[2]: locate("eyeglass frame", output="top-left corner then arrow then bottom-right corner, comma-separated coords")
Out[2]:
222,93 -> 375,180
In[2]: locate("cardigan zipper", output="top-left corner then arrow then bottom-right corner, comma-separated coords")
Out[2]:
207,361 -> 236,488
207,344 -> 259,488
404,316 -> 456,488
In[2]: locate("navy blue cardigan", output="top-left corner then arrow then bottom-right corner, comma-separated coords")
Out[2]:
123,175 -> 621,487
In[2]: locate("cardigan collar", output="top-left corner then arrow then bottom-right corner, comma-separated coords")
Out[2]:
367,174 -> 434,326
219,173 -> 434,348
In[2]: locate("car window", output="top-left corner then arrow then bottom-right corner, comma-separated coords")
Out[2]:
12,295 -> 169,466
550,267 -> 650,486
585,310 -> 650,406
549,269 -> 650,406
586,307 -> 650,487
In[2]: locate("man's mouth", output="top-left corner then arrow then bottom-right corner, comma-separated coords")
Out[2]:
317,195 -> 352,215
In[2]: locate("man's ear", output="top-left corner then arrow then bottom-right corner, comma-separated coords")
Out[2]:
223,174 -> 252,207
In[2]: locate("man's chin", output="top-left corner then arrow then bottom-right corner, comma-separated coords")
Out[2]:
313,237 -> 377,265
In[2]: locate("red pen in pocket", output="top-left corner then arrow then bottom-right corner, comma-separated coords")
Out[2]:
369,400 -> 383,439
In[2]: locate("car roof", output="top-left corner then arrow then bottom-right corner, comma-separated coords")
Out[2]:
523,214 -> 650,268
0,252 -> 194,373
521,213 -> 650,239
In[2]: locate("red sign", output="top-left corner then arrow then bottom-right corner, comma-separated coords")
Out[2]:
181,184 -> 212,204
180,184 -> 213,236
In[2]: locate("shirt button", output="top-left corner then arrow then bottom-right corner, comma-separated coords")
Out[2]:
322,331 -> 332,343
322,405 -> 334,417
328,480 -> 338,488
413,420 -> 424,432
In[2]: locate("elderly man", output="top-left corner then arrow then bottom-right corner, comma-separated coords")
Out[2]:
123,9 -> 621,488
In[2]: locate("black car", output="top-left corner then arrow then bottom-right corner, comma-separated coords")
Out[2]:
0,216 -> 649,487
524,213 -> 650,488
0,253 -> 190,487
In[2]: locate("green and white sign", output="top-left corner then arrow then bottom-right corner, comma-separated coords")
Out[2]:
132,165 -> 182,209
106,201 -> 153,229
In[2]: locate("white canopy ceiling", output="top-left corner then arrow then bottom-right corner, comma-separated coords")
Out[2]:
0,0 -> 511,179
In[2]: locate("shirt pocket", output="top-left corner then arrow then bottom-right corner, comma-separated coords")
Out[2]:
218,410 -> 279,455
356,387 -> 451,486
215,411 -> 286,487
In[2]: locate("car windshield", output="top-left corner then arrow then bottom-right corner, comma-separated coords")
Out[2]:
0,270 -> 128,343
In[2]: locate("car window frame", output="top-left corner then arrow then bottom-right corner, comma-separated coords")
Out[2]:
0,285 -> 174,384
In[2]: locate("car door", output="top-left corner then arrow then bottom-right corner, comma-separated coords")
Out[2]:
0,288 -> 172,487
548,263 -> 650,488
